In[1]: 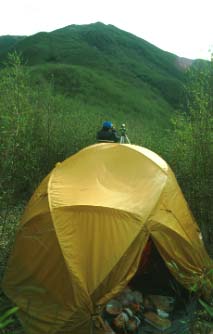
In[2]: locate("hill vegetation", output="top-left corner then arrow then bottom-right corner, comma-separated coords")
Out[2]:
0,22 -> 186,108
0,35 -> 26,55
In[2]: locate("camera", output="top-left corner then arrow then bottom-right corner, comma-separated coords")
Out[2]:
120,123 -> 127,136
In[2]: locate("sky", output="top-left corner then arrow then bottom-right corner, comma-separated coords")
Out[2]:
0,0 -> 212,60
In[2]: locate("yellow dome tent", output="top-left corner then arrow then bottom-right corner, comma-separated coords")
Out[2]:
2,143 -> 213,334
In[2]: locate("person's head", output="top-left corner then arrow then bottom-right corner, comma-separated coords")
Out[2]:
102,121 -> 113,130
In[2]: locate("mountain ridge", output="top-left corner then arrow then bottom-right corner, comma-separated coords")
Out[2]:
0,22 -> 194,69
0,22 -> 192,127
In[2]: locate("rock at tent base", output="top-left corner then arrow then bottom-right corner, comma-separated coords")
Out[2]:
144,311 -> 172,330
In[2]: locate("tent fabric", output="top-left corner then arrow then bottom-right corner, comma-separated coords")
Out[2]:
2,143 -> 213,334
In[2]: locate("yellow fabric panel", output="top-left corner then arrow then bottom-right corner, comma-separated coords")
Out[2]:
128,144 -> 168,172
4,204 -> 147,333
59,317 -> 93,334
150,226 -> 209,292
54,209 -> 149,333
148,168 -> 213,295
50,206 -> 143,297
58,325 -> 110,334
161,170 -> 203,244
150,224 -> 203,272
91,228 -> 149,306
153,170 -> 211,260
48,144 -> 167,219
2,214 -> 78,334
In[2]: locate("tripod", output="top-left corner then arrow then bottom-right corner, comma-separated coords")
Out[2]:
120,129 -> 131,144
120,134 -> 131,144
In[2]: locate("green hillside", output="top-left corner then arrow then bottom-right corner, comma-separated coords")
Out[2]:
0,22 -> 186,120
0,35 -> 26,54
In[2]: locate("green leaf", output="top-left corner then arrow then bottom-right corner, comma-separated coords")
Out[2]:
199,299 -> 213,317
0,306 -> 19,322
190,282 -> 198,292
207,268 -> 213,276
0,318 -> 14,329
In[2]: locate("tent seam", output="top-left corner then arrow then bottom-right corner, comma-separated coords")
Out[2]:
121,144 -> 169,176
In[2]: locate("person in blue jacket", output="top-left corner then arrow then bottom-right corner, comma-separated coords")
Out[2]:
97,121 -> 120,143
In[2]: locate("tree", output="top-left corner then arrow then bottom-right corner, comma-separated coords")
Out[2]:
171,58 -> 213,245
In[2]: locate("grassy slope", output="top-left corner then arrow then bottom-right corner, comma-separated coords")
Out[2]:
0,35 -> 26,54
0,23 -> 186,132
15,23 -> 185,101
